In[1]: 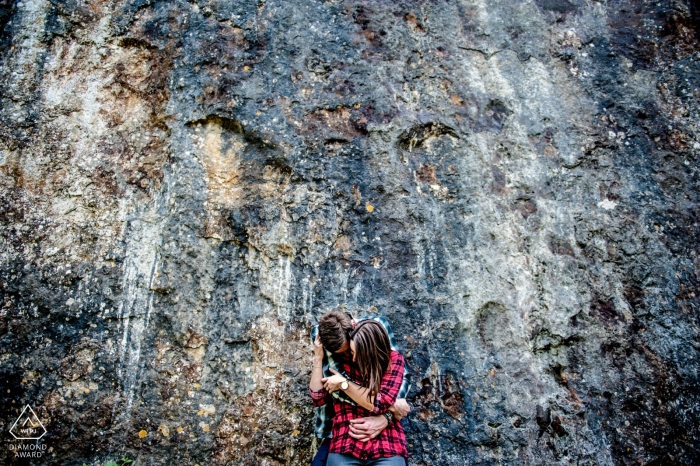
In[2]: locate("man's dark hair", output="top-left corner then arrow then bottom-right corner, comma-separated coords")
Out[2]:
318,310 -> 353,352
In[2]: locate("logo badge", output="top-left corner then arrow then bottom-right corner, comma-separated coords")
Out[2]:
9,405 -> 46,440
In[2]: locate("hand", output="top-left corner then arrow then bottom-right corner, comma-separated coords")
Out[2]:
313,335 -> 325,361
321,368 -> 346,393
349,415 -> 388,442
389,398 -> 411,421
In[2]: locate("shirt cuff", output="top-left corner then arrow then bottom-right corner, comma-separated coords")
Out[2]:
309,387 -> 328,407
369,392 -> 391,415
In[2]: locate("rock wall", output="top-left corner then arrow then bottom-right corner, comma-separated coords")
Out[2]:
1,0 -> 699,464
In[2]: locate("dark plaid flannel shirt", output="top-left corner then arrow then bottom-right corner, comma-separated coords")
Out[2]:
309,315 -> 410,439
310,350 -> 408,460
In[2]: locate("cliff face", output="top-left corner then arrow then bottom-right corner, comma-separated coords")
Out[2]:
1,0 -> 698,464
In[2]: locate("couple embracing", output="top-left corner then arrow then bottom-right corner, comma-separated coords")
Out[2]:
309,310 -> 411,466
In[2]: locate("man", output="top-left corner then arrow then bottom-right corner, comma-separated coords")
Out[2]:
309,310 -> 411,466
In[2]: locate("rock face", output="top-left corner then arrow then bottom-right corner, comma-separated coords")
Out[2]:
1,0 -> 699,464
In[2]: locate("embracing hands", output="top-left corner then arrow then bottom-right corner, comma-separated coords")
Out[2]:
389,398 -> 411,421
349,415 -> 387,441
321,368 -> 346,393
348,398 -> 411,442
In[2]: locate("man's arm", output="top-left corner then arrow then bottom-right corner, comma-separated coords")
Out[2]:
309,328 -> 329,407
309,334 -> 325,392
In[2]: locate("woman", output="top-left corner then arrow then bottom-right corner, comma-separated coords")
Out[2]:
309,320 -> 408,466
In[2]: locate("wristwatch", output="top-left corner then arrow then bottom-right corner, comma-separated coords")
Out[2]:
382,411 -> 394,424
340,380 -> 349,390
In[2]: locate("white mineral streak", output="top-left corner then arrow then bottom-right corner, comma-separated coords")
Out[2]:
337,264 -> 351,304
268,255 -> 293,318
6,0 -> 47,116
301,276 -> 315,315
598,199 -> 618,210
113,197 -> 166,432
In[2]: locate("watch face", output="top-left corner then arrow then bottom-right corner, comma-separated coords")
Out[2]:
341,381 -> 349,390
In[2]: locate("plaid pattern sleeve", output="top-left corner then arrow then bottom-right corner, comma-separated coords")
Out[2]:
369,350 -> 405,415
309,387 -> 330,407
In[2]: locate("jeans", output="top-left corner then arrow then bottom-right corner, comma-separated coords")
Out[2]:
326,453 -> 406,466
311,439 -> 331,466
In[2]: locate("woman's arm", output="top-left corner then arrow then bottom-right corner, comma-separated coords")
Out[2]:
342,377 -> 375,411
323,351 -> 405,414
322,368 -> 375,410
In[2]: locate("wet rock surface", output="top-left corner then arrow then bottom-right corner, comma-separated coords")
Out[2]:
0,0 -> 698,464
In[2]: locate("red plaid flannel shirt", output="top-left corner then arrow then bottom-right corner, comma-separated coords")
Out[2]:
309,350 -> 407,460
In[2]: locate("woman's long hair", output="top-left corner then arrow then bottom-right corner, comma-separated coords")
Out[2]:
350,320 -> 392,401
